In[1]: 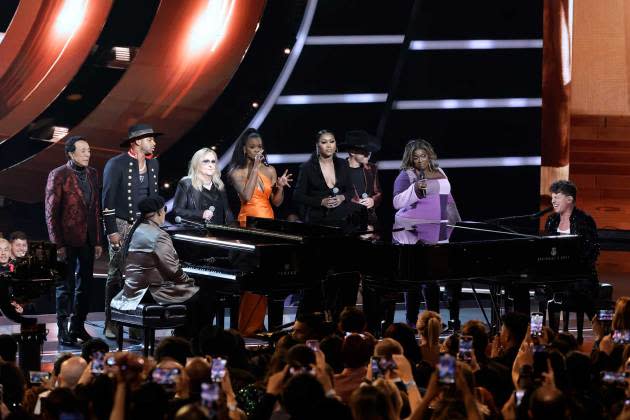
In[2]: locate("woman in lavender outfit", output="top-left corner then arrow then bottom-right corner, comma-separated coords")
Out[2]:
392,139 -> 462,329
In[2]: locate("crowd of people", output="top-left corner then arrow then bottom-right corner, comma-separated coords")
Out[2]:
1,301 -> 630,419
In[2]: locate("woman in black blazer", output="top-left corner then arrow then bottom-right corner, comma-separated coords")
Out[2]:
293,130 -> 360,227
172,148 -> 233,224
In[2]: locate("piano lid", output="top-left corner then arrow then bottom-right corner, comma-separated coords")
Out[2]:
390,220 -> 574,245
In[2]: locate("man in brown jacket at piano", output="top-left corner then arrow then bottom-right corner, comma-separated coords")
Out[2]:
110,196 -> 209,336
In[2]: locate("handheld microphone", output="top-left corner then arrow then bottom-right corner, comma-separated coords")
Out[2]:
174,216 -> 206,228
530,206 -> 554,218
261,154 -> 269,167
207,205 -> 216,221
330,187 -> 339,197
361,193 -> 368,199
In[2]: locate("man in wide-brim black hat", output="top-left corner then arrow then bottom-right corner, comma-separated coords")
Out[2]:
101,123 -> 162,338
339,130 -> 389,334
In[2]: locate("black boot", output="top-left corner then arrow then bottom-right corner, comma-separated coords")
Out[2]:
69,318 -> 93,342
58,319 -> 77,346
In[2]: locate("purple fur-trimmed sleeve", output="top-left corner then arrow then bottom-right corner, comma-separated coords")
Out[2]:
392,171 -> 419,210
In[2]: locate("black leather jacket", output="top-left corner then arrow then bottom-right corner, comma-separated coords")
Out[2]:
545,207 -> 600,268
171,177 -> 233,224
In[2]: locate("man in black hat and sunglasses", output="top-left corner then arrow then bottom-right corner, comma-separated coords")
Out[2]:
101,123 -> 161,338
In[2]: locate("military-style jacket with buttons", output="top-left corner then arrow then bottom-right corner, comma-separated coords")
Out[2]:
102,153 -> 160,236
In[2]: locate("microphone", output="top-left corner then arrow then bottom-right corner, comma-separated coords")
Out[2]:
206,205 -> 216,222
174,216 -> 206,228
361,193 -> 368,199
330,187 -> 339,197
530,206 -> 554,218
261,154 -> 269,167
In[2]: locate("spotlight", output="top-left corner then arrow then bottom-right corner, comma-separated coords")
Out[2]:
251,102 -> 259,109
211,146 -> 217,150
284,48 -> 291,55
55,0 -> 87,36
163,182 -> 171,189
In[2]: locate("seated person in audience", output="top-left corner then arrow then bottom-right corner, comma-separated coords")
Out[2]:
110,196 -> 210,336
490,312 -> 528,370
338,306 -> 367,334
9,230 -> 28,259
172,147 -> 234,224
334,333 -> 374,403
0,238 -> 11,271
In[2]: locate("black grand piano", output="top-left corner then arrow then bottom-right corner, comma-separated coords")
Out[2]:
169,217 -> 592,332
167,218 -> 356,330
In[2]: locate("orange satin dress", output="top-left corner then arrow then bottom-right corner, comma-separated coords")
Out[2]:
237,172 -> 274,336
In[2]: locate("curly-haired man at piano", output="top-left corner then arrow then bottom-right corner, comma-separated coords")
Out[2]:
110,196 -> 209,336
544,180 -> 599,342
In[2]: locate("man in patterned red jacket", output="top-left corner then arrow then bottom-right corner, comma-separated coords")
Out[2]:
45,136 -> 103,346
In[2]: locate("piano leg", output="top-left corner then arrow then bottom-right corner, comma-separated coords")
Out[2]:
268,295 -> 286,331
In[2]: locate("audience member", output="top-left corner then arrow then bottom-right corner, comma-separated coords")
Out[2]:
9,230 -> 28,259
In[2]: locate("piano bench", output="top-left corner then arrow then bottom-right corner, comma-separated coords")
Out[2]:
548,282 -> 614,344
110,303 -> 187,357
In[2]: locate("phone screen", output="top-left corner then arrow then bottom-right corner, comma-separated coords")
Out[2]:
515,390 -> 525,407
613,330 -> 630,345
91,352 -> 105,375
201,382 -> 220,409
371,357 -> 383,379
211,358 -> 227,382
152,368 -> 180,385
458,335 -> 473,362
306,340 -> 320,352
602,371 -> 628,384
438,354 -> 456,385
29,371 -> 51,384
530,313 -> 544,337
599,310 -> 614,322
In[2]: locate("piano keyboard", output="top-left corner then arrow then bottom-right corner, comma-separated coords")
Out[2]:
182,264 -> 243,281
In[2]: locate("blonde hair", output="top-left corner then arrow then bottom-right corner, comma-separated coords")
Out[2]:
188,148 -> 224,191
417,311 -> 442,348
400,139 -> 438,172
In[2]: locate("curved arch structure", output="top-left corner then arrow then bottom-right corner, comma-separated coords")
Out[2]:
0,0 -> 114,142
0,0 -> 266,203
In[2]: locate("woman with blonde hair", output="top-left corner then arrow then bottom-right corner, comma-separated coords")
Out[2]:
417,310 -> 442,367
172,147 -> 233,224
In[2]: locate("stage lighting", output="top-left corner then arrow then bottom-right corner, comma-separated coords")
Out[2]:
187,0 -> 236,56
55,0 -> 88,37
284,48 -> 291,55
251,102 -> 259,108
51,126 -> 69,141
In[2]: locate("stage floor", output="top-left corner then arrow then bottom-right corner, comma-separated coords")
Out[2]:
3,249 -> 629,365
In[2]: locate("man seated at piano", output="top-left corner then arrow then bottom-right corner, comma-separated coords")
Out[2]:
544,180 -> 599,338
392,139 -> 462,330
9,231 -> 28,260
110,196 -> 210,336
172,147 -> 234,224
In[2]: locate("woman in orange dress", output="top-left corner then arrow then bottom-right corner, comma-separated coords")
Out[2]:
228,128 -> 292,335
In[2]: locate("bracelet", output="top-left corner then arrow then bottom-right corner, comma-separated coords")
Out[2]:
404,380 -> 417,389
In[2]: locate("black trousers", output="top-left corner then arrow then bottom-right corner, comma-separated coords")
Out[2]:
405,283 -> 461,326
174,287 -> 217,338
56,244 -> 94,324
298,272 -> 361,322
